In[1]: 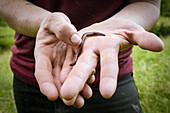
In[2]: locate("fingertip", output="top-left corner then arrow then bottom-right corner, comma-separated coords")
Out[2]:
62,96 -> 76,106
134,31 -> 164,52
40,82 -> 58,101
60,83 -> 75,100
158,41 -> 164,52
99,77 -> 117,99
73,95 -> 85,109
70,34 -> 81,45
153,36 -> 164,52
81,84 -> 93,99
57,24 -> 81,46
60,77 -> 83,100
139,33 -> 164,52
87,75 -> 95,84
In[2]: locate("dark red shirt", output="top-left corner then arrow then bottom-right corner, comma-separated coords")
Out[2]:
10,0 -> 133,87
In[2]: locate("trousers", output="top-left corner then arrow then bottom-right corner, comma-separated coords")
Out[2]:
13,73 -> 142,113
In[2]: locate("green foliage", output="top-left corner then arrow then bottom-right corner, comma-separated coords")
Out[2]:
151,0 -> 170,36
150,17 -> 170,36
0,25 -> 15,49
0,16 -> 7,27
161,0 -> 170,17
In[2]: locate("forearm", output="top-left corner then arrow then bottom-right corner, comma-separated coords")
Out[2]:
78,0 -> 162,52
0,0 -> 51,37
100,0 -> 160,31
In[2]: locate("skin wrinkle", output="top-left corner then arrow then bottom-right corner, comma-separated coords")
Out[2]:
70,32 -> 105,66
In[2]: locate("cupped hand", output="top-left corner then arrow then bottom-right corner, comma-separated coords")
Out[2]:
34,12 -> 92,108
60,18 -> 164,106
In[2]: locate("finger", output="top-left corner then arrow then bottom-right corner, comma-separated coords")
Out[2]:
60,50 -> 98,100
73,95 -> 85,108
87,75 -> 95,84
87,69 -> 96,84
60,46 -> 74,84
47,23 -> 81,46
126,31 -> 164,52
99,48 -> 119,99
81,83 -> 93,99
62,96 -> 77,106
62,94 -> 85,108
34,55 -> 58,101
53,59 -> 62,93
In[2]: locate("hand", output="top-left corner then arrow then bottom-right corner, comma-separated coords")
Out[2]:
34,12 -> 92,107
60,18 -> 164,106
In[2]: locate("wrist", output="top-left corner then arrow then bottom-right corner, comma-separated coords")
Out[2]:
41,12 -> 71,26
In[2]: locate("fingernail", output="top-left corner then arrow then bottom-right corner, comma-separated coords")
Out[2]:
70,34 -> 81,44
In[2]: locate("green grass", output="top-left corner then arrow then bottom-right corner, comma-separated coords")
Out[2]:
156,16 -> 170,26
0,20 -> 16,113
0,50 -> 16,113
0,17 -> 170,113
132,37 -> 170,113
0,25 -> 15,49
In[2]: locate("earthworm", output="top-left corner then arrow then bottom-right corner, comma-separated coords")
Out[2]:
70,32 -> 105,66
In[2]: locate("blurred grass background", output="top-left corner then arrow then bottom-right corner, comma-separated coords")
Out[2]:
132,37 -> 170,113
0,0 -> 170,113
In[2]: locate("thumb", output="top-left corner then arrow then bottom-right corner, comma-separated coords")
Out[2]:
47,23 -> 82,46
126,31 -> 164,52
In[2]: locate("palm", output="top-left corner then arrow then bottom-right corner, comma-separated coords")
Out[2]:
34,27 -> 68,100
